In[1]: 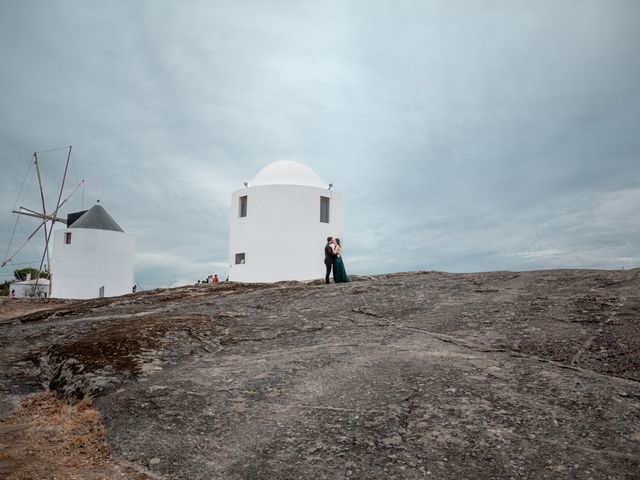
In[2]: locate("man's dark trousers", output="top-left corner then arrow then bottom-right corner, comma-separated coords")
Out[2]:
324,242 -> 335,284
325,259 -> 334,284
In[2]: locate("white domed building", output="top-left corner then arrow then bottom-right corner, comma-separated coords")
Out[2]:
228,161 -> 343,282
51,204 -> 135,299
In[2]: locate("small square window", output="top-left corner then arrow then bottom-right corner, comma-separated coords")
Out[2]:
239,196 -> 247,217
235,253 -> 246,264
320,196 -> 330,223
64,232 -> 72,244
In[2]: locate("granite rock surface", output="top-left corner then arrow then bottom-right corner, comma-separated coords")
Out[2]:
1,269 -> 639,479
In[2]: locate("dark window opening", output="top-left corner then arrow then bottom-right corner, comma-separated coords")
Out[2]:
239,196 -> 248,217
320,196 -> 330,223
64,232 -> 72,244
235,253 -> 246,264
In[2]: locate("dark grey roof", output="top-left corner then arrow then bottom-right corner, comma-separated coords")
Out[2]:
66,210 -> 88,227
70,204 -> 124,232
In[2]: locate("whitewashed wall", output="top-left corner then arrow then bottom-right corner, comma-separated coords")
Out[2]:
51,228 -> 135,299
9,280 -> 50,298
228,184 -> 343,282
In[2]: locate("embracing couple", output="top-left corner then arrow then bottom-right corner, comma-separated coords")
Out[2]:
324,237 -> 349,284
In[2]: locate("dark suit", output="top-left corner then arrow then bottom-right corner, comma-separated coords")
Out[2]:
324,243 -> 336,284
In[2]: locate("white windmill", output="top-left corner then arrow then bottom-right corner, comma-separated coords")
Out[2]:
51,202 -> 135,299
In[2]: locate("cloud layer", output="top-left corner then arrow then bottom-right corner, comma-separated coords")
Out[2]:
1,0 -> 639,288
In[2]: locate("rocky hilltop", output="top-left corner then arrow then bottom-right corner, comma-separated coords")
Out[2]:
1,269 -> 639,479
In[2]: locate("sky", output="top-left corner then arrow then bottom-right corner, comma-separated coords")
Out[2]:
1,0 -> 639,289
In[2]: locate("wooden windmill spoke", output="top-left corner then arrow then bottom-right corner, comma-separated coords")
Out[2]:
12,207 -> 66,223
4,146 -> 79,296
33,152 -> 51,278
1,222 -> 45,267
53,147 -> 72,220
49,179 -> 83,218
6,179 -> 83,267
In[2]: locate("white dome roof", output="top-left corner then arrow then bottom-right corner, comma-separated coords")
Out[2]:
251,161 -> 325,187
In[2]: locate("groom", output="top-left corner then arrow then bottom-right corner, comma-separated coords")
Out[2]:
324,237 -> 336,284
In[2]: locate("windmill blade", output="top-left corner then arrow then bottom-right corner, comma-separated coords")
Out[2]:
1,221 -> 45,267
34,147 -> 75,295
3,147 -> 83,299
50,180 -> 83,217
33,153 -> 51,276
3,180 -> 83,268
37,225 -> 52,284
12,208 -> 66,224
54,146 -> 72,215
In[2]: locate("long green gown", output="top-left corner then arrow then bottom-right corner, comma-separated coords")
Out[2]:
333,255 -> 350,283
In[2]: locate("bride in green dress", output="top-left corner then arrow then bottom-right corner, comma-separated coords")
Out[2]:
332,238 -> 350,283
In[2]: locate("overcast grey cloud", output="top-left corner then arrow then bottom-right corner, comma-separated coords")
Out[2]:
1,0 -> 639,289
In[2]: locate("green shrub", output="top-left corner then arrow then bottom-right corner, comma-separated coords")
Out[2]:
13,268 -> 50,281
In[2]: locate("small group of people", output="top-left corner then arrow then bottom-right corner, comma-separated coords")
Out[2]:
198,275 -> 219,285
324,237 -> 349,284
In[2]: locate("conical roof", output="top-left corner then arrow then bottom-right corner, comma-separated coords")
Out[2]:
69,204 -> 124,232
